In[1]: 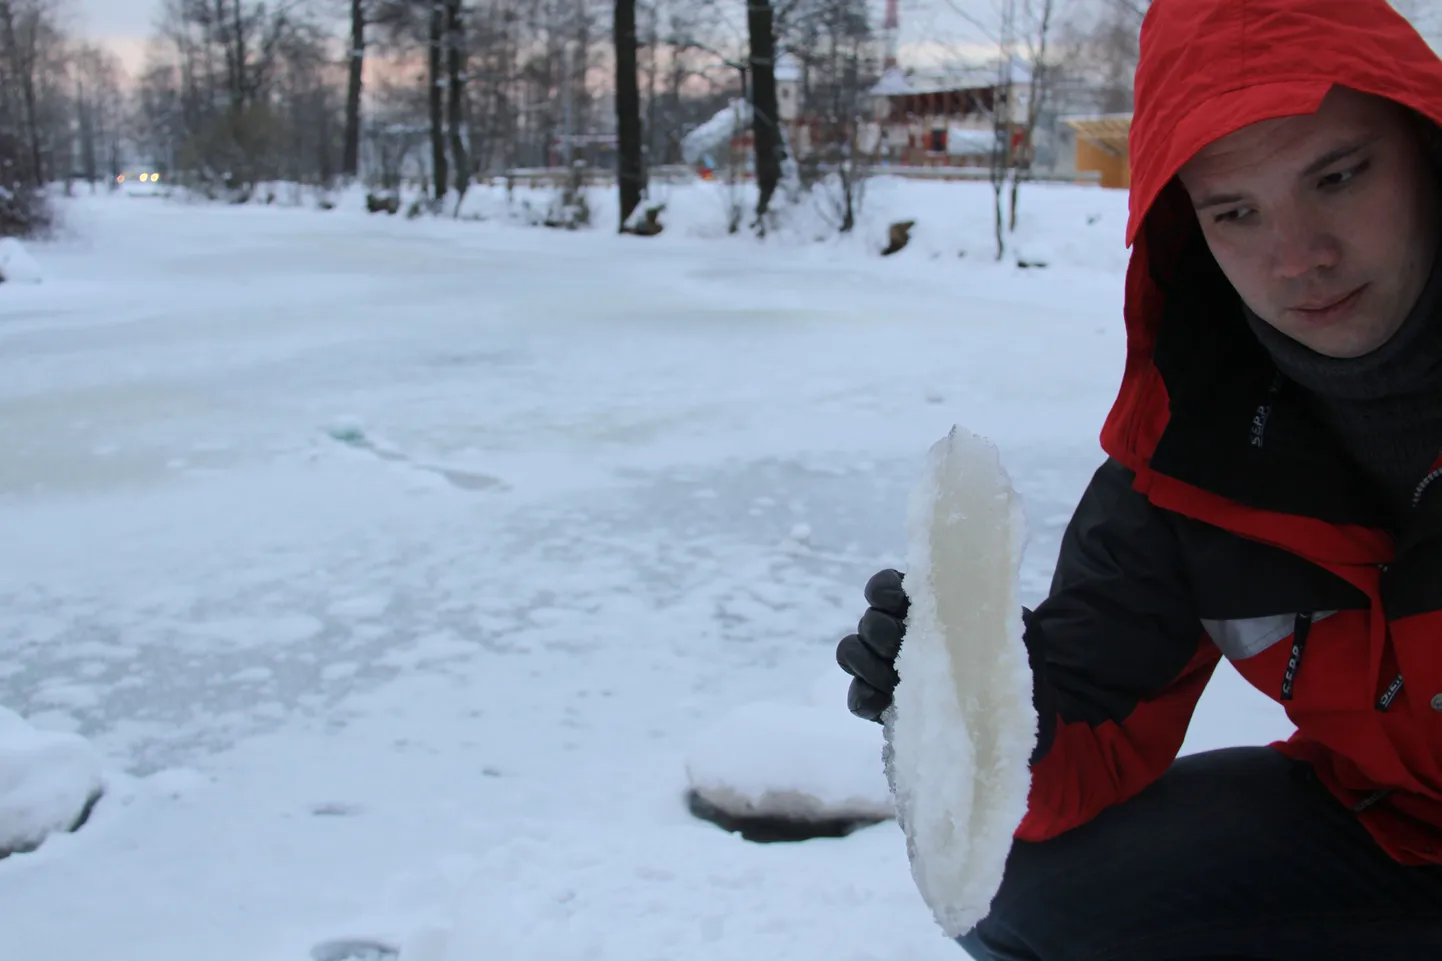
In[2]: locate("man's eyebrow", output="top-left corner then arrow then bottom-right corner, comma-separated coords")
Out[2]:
1193,191 -> 1247,211
1299,136 -> 1381,177
1190,136 -> 1382,211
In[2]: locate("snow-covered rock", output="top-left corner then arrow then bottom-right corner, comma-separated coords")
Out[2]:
884,427 -> 1037,937
0,706 -> 105,857
0,237 -> 43,284
684,697 -> 893,830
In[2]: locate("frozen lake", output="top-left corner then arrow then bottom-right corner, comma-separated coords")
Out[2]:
0,186 -> 1293,961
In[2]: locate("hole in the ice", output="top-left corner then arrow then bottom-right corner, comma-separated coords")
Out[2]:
310,939 -> 400,961
685,789 -> 885,843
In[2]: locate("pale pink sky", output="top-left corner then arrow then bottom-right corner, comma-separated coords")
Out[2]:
79,0 -> 1004,80
78,0 -> 155,74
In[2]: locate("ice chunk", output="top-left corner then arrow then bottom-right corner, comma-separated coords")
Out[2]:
0,706 -> 105,857
883,426 -> 1036,937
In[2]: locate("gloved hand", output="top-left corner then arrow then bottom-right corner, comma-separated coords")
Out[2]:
835,568 -> 908,722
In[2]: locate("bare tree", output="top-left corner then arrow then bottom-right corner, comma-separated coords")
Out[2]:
427,2 -> 446,200
445,0 -> 469,200
791,0 -> 876,232
988,0 -> 1017,261
747,0 -> 782,232
364,0 -> 455,200
0,0 -> 62,234
1052,0 -> 1147,115
72,44 -> 126,190
1008,0 -> 1056,231
364,72 -> 428,189
342,0 -> 366,180
141,0 -> 343,195
640,0 -> 659,188
615,0 -> 644,228
0,0 -> 47,188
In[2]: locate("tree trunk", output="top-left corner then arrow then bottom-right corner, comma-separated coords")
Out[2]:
1010,0 -> 1055,233
78,80 -> 97,185
231,0 -> 247,108
746,0 -> 782,230
642,0 -> 659,194
614,0 -> 643,230
575,1 -> 592,163
342,0 -> 364,180
0,0 -> 45,187
990,76 -> 1013,261
428,2 -> 447,202
445,0 -> 469,200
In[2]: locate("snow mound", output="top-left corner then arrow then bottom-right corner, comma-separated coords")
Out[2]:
681,99 -> 752,166
0,237 -> 43,284
0,706 -> 104,857
685,698 -> 893,829
883,427 -> 1036,937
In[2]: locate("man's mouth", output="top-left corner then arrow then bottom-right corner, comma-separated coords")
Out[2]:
1289,285 -> 1367,322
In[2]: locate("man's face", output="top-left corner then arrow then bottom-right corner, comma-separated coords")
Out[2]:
1178,87 -> 1440,358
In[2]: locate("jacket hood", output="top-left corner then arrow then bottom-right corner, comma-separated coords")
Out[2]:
1103,0 -> 1442,482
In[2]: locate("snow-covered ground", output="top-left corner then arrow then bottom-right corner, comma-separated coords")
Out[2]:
0,180 -> 1295,961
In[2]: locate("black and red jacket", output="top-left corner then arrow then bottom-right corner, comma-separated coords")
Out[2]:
1018,0 -> 1442,865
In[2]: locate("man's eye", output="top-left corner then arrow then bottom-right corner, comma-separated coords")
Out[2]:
1321,161 -> 1369,190
1214,207 -> 1254,225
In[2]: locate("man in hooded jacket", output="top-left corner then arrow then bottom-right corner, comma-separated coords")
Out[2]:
836,0 -> 1442,958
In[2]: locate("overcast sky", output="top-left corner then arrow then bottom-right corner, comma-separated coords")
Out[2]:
75,0 -> 154,72
76,0 -> 154,38
77,0 -> 1010,76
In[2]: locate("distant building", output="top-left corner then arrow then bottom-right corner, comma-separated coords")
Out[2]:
684,53 -> 1048,178
867,60 -> 1033,168
1064,113 -> 1132,189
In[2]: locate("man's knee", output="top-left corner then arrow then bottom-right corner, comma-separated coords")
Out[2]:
949,833 -> 1081,960
951,749 -> 1320,961
956,922 -> 1031,960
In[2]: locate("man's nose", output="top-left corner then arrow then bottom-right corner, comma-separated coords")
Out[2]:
1270,215 -> 1341,280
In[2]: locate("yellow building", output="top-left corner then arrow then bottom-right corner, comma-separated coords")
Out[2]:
1065,114 -> 1133,189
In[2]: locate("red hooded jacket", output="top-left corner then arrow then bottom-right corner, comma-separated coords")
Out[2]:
1015,0 -> 1442,865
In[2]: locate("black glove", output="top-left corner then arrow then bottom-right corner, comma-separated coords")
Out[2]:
836,568 -> 908,722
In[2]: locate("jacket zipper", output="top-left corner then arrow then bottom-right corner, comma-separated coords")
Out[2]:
1280,612 -> 1313,701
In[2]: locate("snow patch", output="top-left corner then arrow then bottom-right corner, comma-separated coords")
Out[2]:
374,632 -> 476,670
884,427 -> 1036,937
188,614 -> 325,648
0,237 -> 43,284
328,594 -> 392,619
684,700 -> 893,825
31,682 -> 101,710
322,662 -> 361,681
140,767 -> 211,800
0,705 -> 105,857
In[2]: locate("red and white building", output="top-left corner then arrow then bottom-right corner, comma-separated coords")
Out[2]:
868,61 -> 1033,169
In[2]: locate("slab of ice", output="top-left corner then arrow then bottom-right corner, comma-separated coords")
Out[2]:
883,427 -> 1037,937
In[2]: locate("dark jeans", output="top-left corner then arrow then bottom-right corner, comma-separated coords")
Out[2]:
957,747 -> 1442,961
